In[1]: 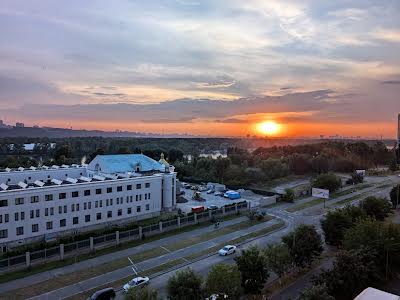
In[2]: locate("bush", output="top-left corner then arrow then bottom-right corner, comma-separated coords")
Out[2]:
167,268 -> 203,300
281,188 -> 295,203
360,196 -> 392,221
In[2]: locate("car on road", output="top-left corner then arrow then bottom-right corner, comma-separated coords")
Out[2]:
123,276 -> 150,292
87,287 -> 116,300
218,245 -> 237,256
214,191 -> 224,196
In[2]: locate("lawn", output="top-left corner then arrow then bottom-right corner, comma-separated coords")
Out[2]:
285,198 -> 324,213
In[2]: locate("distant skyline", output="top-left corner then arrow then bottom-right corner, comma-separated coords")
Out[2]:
0,0 -> 399,137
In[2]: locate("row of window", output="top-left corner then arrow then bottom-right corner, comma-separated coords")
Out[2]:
0,183 -> 152,207
0,204 -> 151,239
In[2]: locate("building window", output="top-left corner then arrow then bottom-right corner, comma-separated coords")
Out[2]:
59,206 -> 62,214
30,210 -> 34,219
145,183 -> 150,188
110,199 -> 113,205
15,198 -> 24,205
60,219 -> 66,227
95,201 -> 98,208
30,196 -> 39,203
100,200 -> 103,207
73,217 -> 79,225
59,193 -> 66,200
107,187 -> 112,193
84,202 -> 87,210
106,199 -> 109,206
84,190 -> 91,196
0,230 -> 8,239
72,191 -> 79,198
88,202 -> 91,209
107,211 -> 112,218
127,185 -> 132,191
148,193 -> 151,200
21,212 -> 25,220
145,194 -> 147,200
146,204 -> 150,211
46,221 -> 53,230
136,184 -> 141,189
96,213 -> 102,220
85,215 -> 90,222
50,207 -> 54,215
16,226 -> 24,236
139,194 -> 142,201
63,205 -> 67,213
136,195 -> 138,201
127,207 -> 132,214
45,208 -> 49,216
0,200 -> 8,207
36,209 -> 40,217
14,212 -> 19,221
116,198 -> 119,205
45,194 -> 53,201
137,206 -> 141,213
117,209 -> 122,216
4,214 -> 8,223
96,188 -> 102,195
32,224 -> 39,233
76,203 -> 80,211
71,204 -> 75,212
117,186 -> 122,192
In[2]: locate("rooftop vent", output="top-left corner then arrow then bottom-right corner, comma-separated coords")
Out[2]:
17,167 -> 24,171
29,166 -> 37,170
0,183 -> 8,191
65,177 -> 78,184
51,165 -> 59,169
79,176 -> 92,182
61,164 -> 69,168
93,175 -> 105,181
5,168 -> 11,172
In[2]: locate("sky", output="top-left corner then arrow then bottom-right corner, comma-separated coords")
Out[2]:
0,0 -> 400,138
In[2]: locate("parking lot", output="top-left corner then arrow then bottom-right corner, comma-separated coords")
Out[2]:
177,184 -> 263,213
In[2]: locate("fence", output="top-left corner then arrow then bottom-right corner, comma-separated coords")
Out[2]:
0,201 -> 249,273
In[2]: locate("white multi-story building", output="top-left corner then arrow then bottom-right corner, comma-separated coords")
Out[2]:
0,154 -> 176,248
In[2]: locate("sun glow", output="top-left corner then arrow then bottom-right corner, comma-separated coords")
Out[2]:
256,121 -> 281,136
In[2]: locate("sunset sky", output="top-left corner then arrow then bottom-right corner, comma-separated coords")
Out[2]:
0,0 -> 399,137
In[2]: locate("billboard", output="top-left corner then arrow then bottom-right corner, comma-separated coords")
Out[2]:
355,170 -> 366,176
312,188 -> 330,199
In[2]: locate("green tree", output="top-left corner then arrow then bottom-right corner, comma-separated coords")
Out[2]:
168,148 -> 184,163
263,243 -> 292,282
234,246 -> 269,295
281,188 -> 295,203
214,157 -> 231,183
390,185 -> 400,208
312,173 -> 342,193
298,284 -> 334,300
321,206 -> 366,246
167,268 -> 203,300
205,264 -> 242,299
282,225 -> 323,267
313,248 -> 380,300
125,286 -> 158,300
360,196 -> 392,221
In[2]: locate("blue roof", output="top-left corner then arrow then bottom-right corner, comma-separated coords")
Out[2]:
88,154 -> 163,173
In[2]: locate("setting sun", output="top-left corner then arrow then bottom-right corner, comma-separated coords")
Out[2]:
256,121 -> 281,136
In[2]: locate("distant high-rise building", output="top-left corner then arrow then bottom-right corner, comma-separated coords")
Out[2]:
15,122 -> 24,128
398,113 -> 400,146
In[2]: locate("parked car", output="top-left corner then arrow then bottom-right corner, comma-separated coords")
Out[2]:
123,276 -> 150,292
218,245 -> 237,256
87,288 -> 116,300
206,189 -> 214,194
214,191 -> 224,196
208,205 -> 218,210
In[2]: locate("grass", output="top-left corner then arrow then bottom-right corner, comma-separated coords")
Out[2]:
0,215 -> 272,299
0,213 -> 242,284
285,198 -> 324,213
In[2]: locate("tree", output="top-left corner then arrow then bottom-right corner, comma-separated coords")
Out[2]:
346,172 -> 364,185
234,246 -> 269,295
167,268 -> 203,300
214,157 -> 231,183
390,185 -> 400,208
282,225 -> 323,267
125,287 -> 158,300
389,156 -> 398,172
281,188 -> 295,203
360,196 -> 392,221
313,248 -> 380,300
321,206 -> 366,246
312,173 -> 342,193
205,264 -> 242,299
298,284 -> 334,300
263,243 -> 292,282
168,148 -> 184,163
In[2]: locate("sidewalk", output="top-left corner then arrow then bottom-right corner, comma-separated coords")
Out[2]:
0,216 -> 248,294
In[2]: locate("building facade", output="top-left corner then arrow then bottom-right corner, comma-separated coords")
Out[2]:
0,154 -> 176,248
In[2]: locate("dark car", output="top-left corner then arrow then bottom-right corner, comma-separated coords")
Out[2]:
88,288 -> 116,300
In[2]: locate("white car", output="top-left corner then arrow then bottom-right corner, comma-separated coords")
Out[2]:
218,245 -> 237,256
214,191 -> 224,196
123,276 -> 150,292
